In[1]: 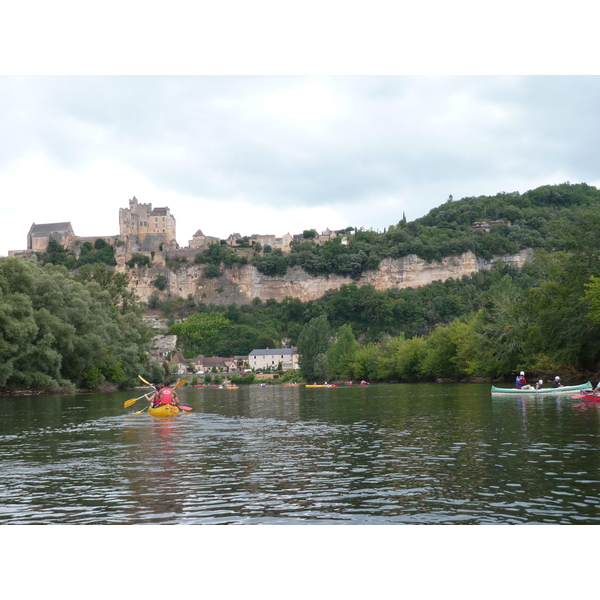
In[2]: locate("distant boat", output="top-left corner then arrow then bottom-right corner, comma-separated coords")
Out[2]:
491,382 -> 591,396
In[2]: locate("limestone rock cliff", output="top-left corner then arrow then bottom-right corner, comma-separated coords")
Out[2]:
119,249 -> 533,306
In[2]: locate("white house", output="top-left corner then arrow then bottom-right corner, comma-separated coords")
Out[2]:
249,348 -> 299,371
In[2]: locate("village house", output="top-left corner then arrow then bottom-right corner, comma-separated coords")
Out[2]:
248,348 -> 299,371
251,234 -> 277,248
273,232 -> 293,253
170,352 -> 189,374
316,228 -> 337,245
188,229 -> 220,249
226,233 -> 243,246
190,355 -> 239,374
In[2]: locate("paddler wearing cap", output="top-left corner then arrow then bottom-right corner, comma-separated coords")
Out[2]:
550,376 -> 564,389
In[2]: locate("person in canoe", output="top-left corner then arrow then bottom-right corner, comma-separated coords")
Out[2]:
145,383 -> 163,407
147,381 -> 180,407
515,371 -> 533,390
551,376 -> 563,389
535,380 -> 544,390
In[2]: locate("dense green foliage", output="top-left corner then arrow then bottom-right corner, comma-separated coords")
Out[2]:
126,253 -> 151,268
38,238 -> 117,269
162,184 -> 600,382
250,182 -> 600,278
297,315 -> 332,382
194,244 -> 248,269
0,257 -> 160,392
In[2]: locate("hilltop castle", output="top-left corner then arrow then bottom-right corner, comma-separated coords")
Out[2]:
10,197 -> 180,257
118,196 -> 178,252
9,196 -> 341,259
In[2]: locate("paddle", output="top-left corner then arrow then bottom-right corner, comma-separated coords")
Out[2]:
138,374 -> 156,389
124,393 -> 150,408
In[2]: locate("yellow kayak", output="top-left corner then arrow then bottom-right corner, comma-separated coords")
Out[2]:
305,384 -> 337,388
148,404 -> 181,417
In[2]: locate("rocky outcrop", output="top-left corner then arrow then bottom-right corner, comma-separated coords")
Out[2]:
119,249 -> 534,306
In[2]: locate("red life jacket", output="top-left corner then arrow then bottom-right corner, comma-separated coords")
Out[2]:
158,388 -> 174,405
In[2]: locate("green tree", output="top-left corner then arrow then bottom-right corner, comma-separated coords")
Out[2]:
203,264 -> 220,278
297,314 -> 332,382
170,312 -> 231,356
419,318 -> 476,380
470,275 -> 530,376
326,324 -> 359,381
0,257 -> 152,391
377,335 -> 427,381
154,275 -> 167,290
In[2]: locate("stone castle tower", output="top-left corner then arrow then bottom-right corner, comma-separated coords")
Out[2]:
119,196 -> 178,252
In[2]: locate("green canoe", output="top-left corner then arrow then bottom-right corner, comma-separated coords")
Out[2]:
491,381 -> 592,396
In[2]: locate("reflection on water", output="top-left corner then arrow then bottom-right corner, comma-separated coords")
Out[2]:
1,384 -> 599,524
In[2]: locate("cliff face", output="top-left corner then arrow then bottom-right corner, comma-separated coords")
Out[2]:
119,249 -> 534,306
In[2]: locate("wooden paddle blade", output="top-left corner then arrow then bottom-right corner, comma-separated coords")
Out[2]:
124,398 -> 139,408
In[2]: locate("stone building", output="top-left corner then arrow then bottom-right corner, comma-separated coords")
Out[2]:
119,196 -> 177,252
119,196 -> 177,242
189,229 -> 220,249
27,222 -> 75,251
274,232 -> 293,253
190,355 -> 239,373
251,234 -> 277,247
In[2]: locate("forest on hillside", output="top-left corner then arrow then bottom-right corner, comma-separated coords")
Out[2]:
167,183 -> 600,382
250,182 -> 600,278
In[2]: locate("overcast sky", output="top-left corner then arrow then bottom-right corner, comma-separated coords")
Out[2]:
2,1 -> 599,257
2,75 -> 600,257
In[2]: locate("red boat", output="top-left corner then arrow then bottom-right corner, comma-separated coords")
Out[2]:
571,392 -> 600,402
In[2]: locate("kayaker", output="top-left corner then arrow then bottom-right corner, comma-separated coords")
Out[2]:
515,371 -> 533,390
550,376 -> 563,389
145,383 -> 164,407
155,381 -> 180,406
535,380 -> 544,390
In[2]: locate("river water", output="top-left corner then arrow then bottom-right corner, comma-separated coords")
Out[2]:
1,383 -> 599,524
